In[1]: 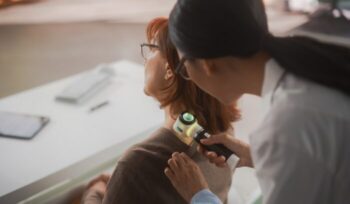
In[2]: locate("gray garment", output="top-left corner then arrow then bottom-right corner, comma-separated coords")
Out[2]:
83,127 -> 232,204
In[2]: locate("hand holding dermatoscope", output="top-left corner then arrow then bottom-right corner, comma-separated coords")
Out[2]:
173,112 -> 240,170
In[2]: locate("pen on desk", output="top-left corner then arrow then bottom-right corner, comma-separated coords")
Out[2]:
89,101 -> 109,112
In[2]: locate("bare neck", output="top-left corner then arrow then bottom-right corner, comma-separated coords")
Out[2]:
238,52 -> 271,96
163,106 -> 176,130
163,106 -> 193,145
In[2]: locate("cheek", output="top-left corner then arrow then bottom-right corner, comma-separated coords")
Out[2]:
143,54 -> 167,97
187,65 -> 214,95
144,62 -> 157,96
187,64 -> 230,104
144,63 -> 152,90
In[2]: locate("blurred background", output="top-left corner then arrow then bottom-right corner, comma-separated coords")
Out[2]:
1,0 -> 348,98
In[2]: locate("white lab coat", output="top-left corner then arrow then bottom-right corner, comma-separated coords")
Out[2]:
250,59 -> 350,204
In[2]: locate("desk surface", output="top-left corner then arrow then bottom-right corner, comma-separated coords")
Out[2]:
0,61 -> 164,200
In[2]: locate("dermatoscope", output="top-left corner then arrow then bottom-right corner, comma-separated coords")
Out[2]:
173,112 -> 239,170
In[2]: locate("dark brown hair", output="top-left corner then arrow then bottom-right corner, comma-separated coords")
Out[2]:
146,17 -> 240,134
169,0 -> 350,97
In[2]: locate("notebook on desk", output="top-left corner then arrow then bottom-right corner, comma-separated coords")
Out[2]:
0,111 -> 50,140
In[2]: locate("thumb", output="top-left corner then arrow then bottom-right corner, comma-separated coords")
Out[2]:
200,133 -> 228,145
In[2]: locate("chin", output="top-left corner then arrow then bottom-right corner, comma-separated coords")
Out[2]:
220,98 -> 233,105
217,94 -> 240,105
226,95 -> 243,105
143,87 -> 151,96
207,91 -> 230,105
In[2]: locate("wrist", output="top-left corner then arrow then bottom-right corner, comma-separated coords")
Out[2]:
189,185 -> 208,202
191,189 -> 222,204
241,158 -> 254,168
238,140 -> 253,168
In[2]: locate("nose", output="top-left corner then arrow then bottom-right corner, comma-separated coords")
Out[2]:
143,58 -> 148,66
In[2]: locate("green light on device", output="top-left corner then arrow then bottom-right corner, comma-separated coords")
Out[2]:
179,112 -> 196,125
183,113 -> 195,123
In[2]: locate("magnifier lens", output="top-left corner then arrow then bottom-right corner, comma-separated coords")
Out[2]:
182,112 -> 195,123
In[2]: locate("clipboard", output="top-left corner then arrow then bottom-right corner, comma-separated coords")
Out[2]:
0,111 -> 50,140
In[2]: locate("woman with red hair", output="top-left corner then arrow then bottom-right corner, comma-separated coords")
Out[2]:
81,17 -> 240,204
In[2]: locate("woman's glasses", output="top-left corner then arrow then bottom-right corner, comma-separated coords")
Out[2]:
175,57 -> 191,80
140,43 -> 159,60
141,43 -> 191,81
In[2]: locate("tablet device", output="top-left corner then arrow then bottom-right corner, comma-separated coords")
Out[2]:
0,111 -> 50,140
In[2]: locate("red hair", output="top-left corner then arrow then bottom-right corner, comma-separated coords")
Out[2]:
146,17 -> 240,133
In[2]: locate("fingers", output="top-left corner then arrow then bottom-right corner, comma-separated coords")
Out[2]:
165,153 -> 184,187
164,152 -> 209,203
164,167 -> 175,180
200,133 -> 229,146
206,151 -> 226,162
167,152 -> 196,172
197,145 -> 205,154
205,151 -> 226,166
168,152 -> 190,170
180,152 -> 201,169
198,133 -> 252,167
197,143 -> 225,161
168,158 -> 179,173
197,144 -> 227,168
176,152 -> 188,166
206,151 -> 218,160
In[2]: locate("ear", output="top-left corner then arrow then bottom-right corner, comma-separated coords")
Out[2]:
164,63 -> 174,80
201,59 -> 217,76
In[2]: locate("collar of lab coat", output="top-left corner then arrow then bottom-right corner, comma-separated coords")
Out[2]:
261,58 -> 285,110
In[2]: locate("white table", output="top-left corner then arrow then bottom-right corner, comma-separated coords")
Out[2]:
0,61 -> 164,203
